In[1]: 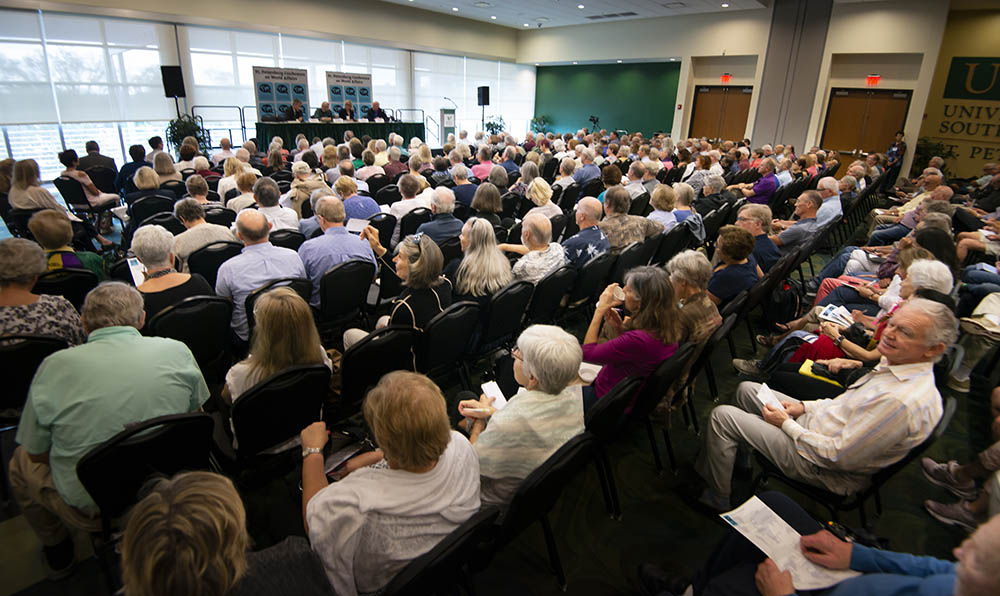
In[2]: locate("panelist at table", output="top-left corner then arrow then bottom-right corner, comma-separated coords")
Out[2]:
282,98 -> 305,122
313,101 -> 334,122
368,101 -> 391,121
338,100 -> 356,121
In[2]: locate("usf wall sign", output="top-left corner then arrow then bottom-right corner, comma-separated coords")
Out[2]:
927,57 -> 1000,170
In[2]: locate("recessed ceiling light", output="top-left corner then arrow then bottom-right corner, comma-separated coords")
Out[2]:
577,3 -> 585,8
535,63 -> 539,66
523,23 -> 530,26
617,59 -> 622,63
572,61 -> 578,64
490,15 -> 496,19
473,1 -> 492,6
721,2 -> 729,6
452,6 -> 458,10
669,57 -> 676,61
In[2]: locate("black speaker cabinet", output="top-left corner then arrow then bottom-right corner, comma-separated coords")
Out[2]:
477,86 -> 490,106
160,65 -> 186,98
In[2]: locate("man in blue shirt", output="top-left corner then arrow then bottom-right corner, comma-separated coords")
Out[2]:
500,146 -> 520,175
734,203 -> 780,273
416,187 -> 464,244
297,196 -> 377,306
216,210 -> 308,341
640,490 -> 997,596
451,165 -> 478,207
815,176 -> 844,228
113,144 -> 149,195
561,197 -> 609,267
572,149 -> 601,185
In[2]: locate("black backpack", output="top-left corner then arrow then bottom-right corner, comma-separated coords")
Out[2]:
765,277 -> 803,329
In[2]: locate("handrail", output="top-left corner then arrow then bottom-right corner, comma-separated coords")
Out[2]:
396,108 -> 425,123
191,105 -> 247,147
424,114 -> 439,144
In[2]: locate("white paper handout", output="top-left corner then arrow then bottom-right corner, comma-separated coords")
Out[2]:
480,381 -> 508,411
755,383 -> 784,410
578,362 -> 603,384
818,304 -> 853,328
720,496 -> 861,590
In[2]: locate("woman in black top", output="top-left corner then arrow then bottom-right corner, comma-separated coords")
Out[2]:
131,224 -> 214,333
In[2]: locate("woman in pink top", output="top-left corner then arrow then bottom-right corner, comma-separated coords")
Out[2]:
58,149 -> 119,208
580,266 -> 681,411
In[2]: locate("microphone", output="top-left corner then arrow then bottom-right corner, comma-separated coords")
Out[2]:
443,96 -> 459,110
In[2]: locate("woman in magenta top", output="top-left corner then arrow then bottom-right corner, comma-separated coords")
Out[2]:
580,266 -> 681,411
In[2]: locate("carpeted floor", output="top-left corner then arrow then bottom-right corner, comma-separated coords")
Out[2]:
3,253 -> 993,596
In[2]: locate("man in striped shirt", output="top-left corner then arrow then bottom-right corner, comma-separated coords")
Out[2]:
696,298 -> 958,511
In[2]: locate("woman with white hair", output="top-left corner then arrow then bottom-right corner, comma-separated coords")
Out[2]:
193,156 -> 214,178
500,213 -> 565,284
449,217 -> 513,306
509,161 -> 539,196
0,238 -> 86,345
524,178 -> 561,219
458,324 -> 585,505
131,224 -> 214,330
487,165 -> 509,192
153,152 -> 182,182
671,181 -> 706,244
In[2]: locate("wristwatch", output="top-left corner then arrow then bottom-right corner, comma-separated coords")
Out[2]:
833,335 -> 844,347
302,446 -> 323,459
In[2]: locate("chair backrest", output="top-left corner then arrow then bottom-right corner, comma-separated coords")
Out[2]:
400,207 -> 432,237
204,206 -> 237,228
339,326 -> 417,414
580,178 -> 604,199
608,241 -> 648,286
138,212 -> 186,235
33,268 -> 99,311
204,175 -> 222,191
559,183 -> 581,209
416,301 -> 481,374
629,192 -> 651,216
680,313 -> 739,392
506,221 -> 523,245
567,252 -> 615,304
146,296 -> 233,383
702,207 -> 727,244
85,166 -> 117,194
179,168 -> 197,180
230,365 -> 331,456
583,376 -> 645,440
541,157 -> 559,181
500,192 -> 520,219
319,258 -> 376,322
550,213 -> 567,242
437,236 -> 463,265
187,241 -> 244,288
869,397 -> 957,492
160,180 -> 187,198
527,265 -> 576,324
52,176 -> 90,207
131,195 -> 176,224
500,433 -> 597,540
244,278 -> 313,337
453,202 -> 470,222
367,212 -> 397,249
367,174 -> 390,197
493,224 -> 508,244
76,412 -> 214,530
7,208 -> 44,238
480,280 -> 533,348
271,170 -> 294,182
629,343 -> 697,421
0,335 -> 69,412
270,229 -> 306,251
381,506 -> 501,596
651,224 -> 690,266
224,187 -> 240,203
550,184 -> 564,207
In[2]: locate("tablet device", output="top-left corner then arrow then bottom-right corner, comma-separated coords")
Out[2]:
346,218 -> 368,234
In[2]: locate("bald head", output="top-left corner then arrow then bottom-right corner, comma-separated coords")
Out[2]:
576,197 -> 603,226
235,209 -> 270,244
522,213 -> 552,247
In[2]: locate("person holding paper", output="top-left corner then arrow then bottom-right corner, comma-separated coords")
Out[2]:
639,490 -> 1000,596
697,298 -> 956,512
458,325 -> 585,505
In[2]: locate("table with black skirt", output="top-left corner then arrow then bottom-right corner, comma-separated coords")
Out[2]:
255,121 -> 426,148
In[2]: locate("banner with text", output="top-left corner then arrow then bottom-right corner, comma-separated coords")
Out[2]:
326,72 -> 373,119
253,67 -> 309,122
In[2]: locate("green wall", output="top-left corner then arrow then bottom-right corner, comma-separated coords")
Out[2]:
534,62 -> 680,136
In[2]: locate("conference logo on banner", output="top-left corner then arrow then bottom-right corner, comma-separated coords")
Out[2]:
925,57 -> 1000,174
252,66 -> 309,121
326,71 -> 373,118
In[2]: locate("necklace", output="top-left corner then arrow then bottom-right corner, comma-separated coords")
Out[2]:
145,268 -> 176,280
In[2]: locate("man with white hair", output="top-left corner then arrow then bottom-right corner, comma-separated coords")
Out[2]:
499,147 -> 519,175
298,196 -> 377,306
451,164 -> 478,207
696,297 -> 957,511
553,158 -> 577,190
373,139 -> 389,166
694,174 -> 729,216
217,209 -> 307,342
572,149 -> 600,185
502,213 -> 566,283
708,150 -> 724,176
814,176 -> 843,228
211,137 -> 235,166
775,157 -> 794,187
382,146 -> 408,180
561,196 -> 608,267
624,162 -> 648,199
10,282 -> 208,574
416,186 -> 463,243
729,158 -> 778,204
299,187 -> 335,238
235,147 -> 262,176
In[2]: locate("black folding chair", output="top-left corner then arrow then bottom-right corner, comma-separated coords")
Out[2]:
204,206 -> 237,228
626,343 -> 697,472
368,212 -> 397,249
187,241 -> 244,288
338,326 -> 417,422
583,376 -> 646,518
526,265 -> 576,325
244,277 -> 313,338
608,241 -> 647,286
33,268 -> 99,312
563,252 -> 615,313
367,173 -> 390,197
416,301 -> 480,388
137,212 -> 186,235
550,213 -> 567,242
84,166 -> 117,194
580,178 -> 604,199
159,180 -> 187,199
558,183 -> 581,209
375,184 -> 402,206
318,259 -> 376,333
400,207 -> 432,238
146,296 -> 233,386
130,195 -> 175,225
269,229 -> 306,251
466,280 -> 533,365
437,235 -> 463,266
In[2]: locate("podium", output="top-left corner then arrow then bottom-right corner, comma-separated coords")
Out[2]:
440,108 -> 456,144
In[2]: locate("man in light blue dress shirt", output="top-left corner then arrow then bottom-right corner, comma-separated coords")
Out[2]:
216,210 -> 308,341
297,196 -> 377,306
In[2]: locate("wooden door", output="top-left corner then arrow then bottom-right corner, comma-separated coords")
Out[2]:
820,88 -> 911,153
688,86 -> 753,140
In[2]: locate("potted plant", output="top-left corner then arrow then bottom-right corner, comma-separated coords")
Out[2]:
166,114 -> 212,157
530,115 -> 552,134
484,115 -> 507,136
910,137 -> 957,179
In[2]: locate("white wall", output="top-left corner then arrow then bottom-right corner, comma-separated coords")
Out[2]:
808,0 -> 948,174
0,0 -> 519,60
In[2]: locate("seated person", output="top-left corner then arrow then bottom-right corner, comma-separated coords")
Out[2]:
647,184 -> 678,230
131,224 -> 215,330
562,197 -> 609,268
509,161 -> 539,197
695,297 -> 957,511
336,175 -> 379,222
216,157 -> 250,202
58,149 -> 119,209
459,325 -> 585,505
693,174 -> 728,216
297,196 -> 377,306
667,249 -> 723,348
487,165 -> 509,193
153,152 -> 182,183
449,217 -> 512,306
595,163 -> 623,203
367,101 -> 390,121
216,210 -> 307,343
227,171 -> 259,212
114,144 -> 148,195
734,203 -> 780,273
451,164 -> 478,206
337,99 -> 356,120
356,150 -> 385,182
10,282 -> 208,576
345,231 -> 452,347
525,178 -> 562,219
121,471 -> 333,596
469,182 -> 503,227
251,177 -> 299,231
10,159 -> 110,250
184,174 -> 215,204
286,161 -> 331,218
640,489 -> 1000,596
769,190 -> 821,255
192,156 -> 215,179
0,238 -> 86,346
282,98 -> 304,122
580,267 -> 681,409
707,225 -> 761,306
299,187 -> 334,239
415,187 -> 463,244
552,157 -> 577,190
312,101 -> 334,121
501,213 -> 566,284
172,198 -> 236,272
599,186 -> 665,255
300,371 -> 480,596
27,210 -> 104,279
429,156 -> 451,186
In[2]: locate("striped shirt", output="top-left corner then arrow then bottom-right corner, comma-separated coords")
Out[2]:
781,357 -> 942,488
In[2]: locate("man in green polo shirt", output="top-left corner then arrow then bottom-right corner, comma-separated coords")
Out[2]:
9,281 -> 209,578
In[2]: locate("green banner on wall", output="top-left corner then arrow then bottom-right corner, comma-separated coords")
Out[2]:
943,57 -> 1000,101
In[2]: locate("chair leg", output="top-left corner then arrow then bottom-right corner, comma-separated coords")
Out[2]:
746,317 -> 757,355
540,514 -> 567,591
686,393 -> 700,434
599,448 -> 622,519
645,420 -> 664,473
874,489 -> 883,516
726,333 -> 737,359
704,360 -> 719,401
660,426 -> 677,473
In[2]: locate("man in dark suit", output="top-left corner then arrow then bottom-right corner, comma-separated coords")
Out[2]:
282,98 -> 304,122
368,101 -> 390,121
337,100 -> 356,120
77,141 -> 118,174
312,101 -> 333,121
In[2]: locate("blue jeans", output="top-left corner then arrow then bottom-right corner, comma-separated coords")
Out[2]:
816,247 -> 856,282
818,285 -> 881,316
867,223 -> 910,247
958,267 -> 1000,317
